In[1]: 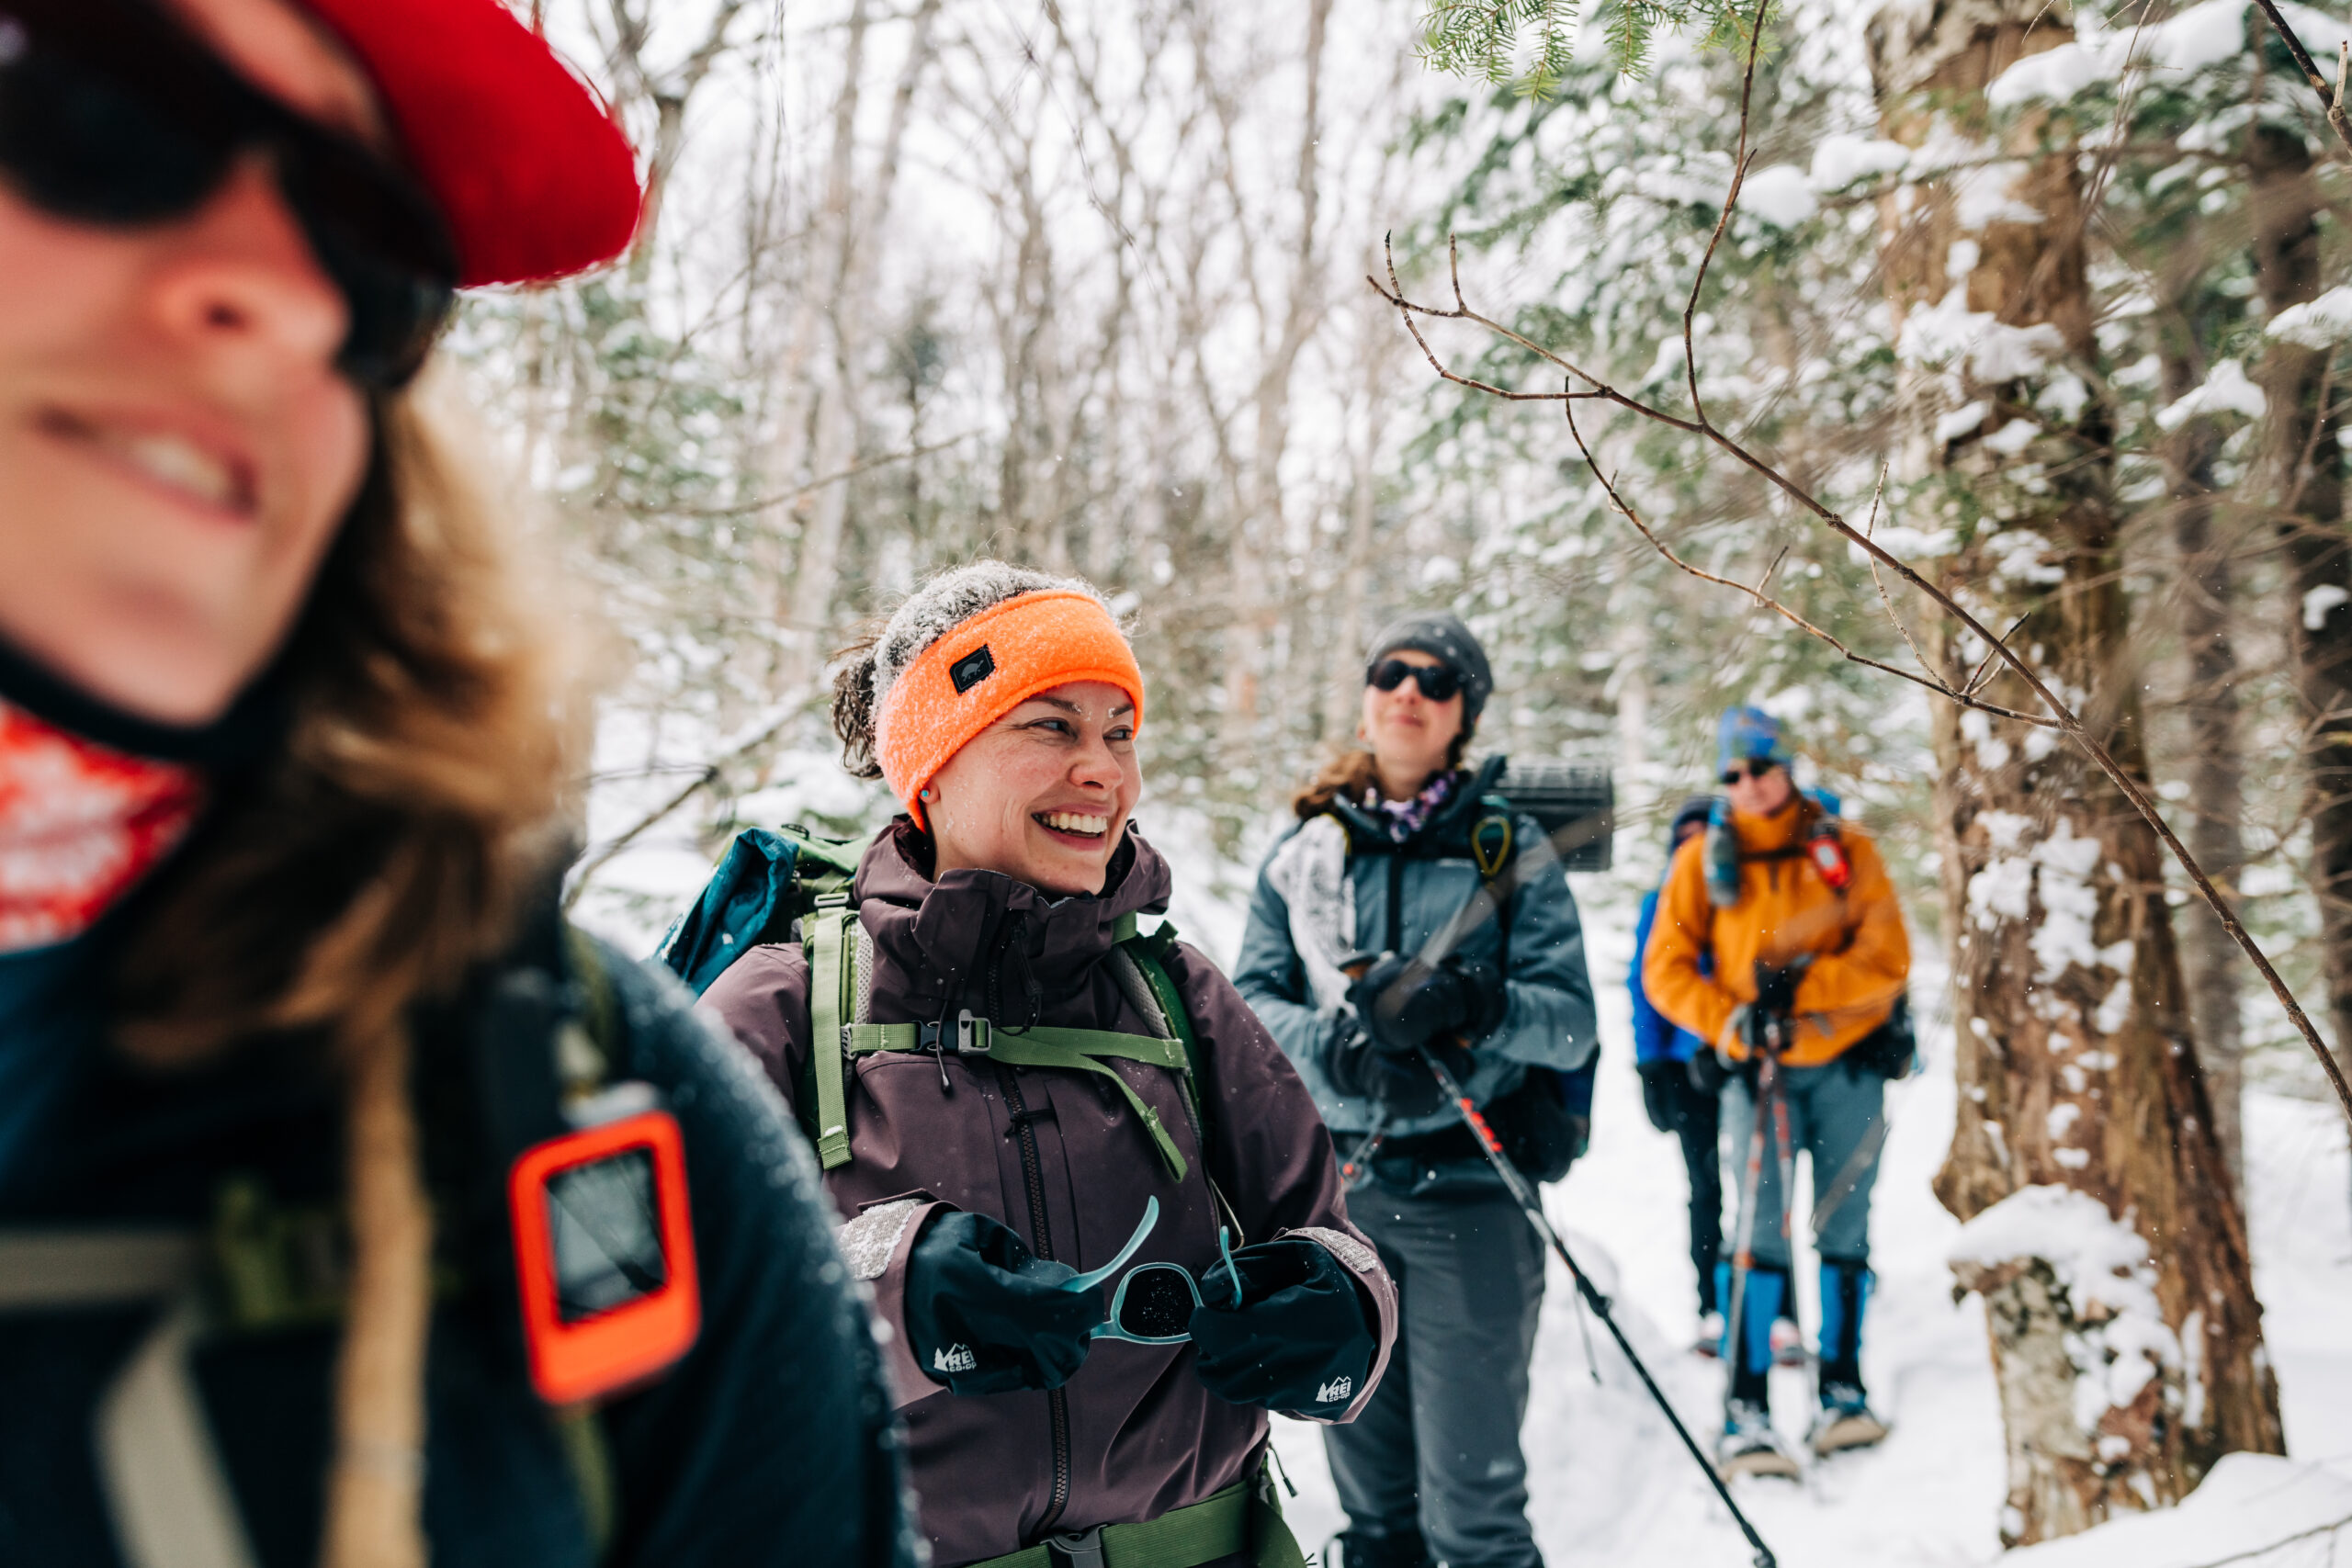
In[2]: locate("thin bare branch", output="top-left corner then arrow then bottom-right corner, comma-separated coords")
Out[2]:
1377,234 -> 2352,1126
1563,395 -> 2058,727
2248,0 -> 2352,157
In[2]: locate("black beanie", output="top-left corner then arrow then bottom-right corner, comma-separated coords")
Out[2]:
1365,610 -> 1494,723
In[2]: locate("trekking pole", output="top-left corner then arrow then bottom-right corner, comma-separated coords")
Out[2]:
1417,1044 -> 1781,1568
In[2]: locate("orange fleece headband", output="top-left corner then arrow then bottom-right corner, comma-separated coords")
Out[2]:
876,591 -> 1145,830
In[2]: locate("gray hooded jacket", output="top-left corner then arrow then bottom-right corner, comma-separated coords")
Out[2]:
1234,759 -> 1598,1154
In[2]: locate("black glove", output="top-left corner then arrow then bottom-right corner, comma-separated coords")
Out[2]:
1189,1238 -> 1376,1418
1752,960 -> 1802,1019
1687,1046 -> 1729,1097
1347,952 -> 1506,1055
1638,1059 -> 1684,1133
1322,1013 -> 1465,1117
903,1211 -> 1102,1396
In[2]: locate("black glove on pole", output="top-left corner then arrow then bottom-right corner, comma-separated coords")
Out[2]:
903,1211 -> 1103,1396
1188,1238 -> 1376,1418
1415,1045 -> 1781,1568
1329,950 -> 1500,1115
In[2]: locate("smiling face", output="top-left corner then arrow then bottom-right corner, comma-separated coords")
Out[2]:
924,680 -> 1143,897
1360,649 -> 1464,797
0,0 -> 388,726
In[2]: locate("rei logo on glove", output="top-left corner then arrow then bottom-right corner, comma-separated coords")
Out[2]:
1317,1376 -> 1354,1404
934,1343 -> 978,1375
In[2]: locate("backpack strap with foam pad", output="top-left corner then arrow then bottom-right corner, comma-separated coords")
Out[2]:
806,901 -> 859,1171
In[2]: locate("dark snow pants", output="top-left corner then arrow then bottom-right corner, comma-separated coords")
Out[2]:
1640,1063 -> 1724,1314
1324,1186 -> 1545,1568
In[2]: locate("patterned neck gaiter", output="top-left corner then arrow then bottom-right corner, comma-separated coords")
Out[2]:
0,698 -> 205,954
1374,768 -> 1457,844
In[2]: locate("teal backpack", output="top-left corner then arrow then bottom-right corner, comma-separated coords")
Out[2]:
658,825 -> 1213,1180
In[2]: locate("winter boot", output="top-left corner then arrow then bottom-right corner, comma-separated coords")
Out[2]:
1717,1397 -> 1801,1480
1810,1259 -> 1887,1455
1691,1309 -> 1725,1358
1716,1264 -> 1799,1475
1324,1529 -> 1433,1568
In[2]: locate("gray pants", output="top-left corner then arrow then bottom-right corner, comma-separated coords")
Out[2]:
1720,1058 -> 1884,1269
1325,1187 -> 1545,1568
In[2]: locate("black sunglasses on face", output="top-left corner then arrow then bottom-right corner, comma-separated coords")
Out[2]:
0,0 -> 458,390
1721,760 -> 1780,784
1367,658 -> 1464,703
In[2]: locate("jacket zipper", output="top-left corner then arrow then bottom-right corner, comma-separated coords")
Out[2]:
996,1063 -> 1072,1534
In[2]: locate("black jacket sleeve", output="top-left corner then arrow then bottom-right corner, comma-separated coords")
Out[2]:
593,945 -> 920,1568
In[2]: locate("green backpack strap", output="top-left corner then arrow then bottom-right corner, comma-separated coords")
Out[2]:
807,902 -> 858,1170
1119,919 -> 1211,1149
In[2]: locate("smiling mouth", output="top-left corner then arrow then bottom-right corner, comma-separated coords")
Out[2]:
38,409 -> 257,517
1035,810 -> 1111,841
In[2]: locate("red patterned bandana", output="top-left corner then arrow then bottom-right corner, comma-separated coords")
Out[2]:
0,698 -> 205,953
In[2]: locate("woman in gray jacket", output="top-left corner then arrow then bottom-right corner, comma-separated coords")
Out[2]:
1234,612 -> 1597,1568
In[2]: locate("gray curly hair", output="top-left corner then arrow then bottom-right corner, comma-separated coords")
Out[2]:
830,559 -> 1116,780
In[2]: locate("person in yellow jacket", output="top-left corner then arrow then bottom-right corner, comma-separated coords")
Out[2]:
1643,707 -> 1912,1477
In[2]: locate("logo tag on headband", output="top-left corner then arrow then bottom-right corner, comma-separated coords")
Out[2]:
950,646 -> 997,694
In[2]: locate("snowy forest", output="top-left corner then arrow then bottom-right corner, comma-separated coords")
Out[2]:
466,0 -> 2352,1561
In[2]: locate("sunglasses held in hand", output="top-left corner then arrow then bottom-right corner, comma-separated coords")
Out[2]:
0,0 -> 458,389
1365,658 -> 1464,703
1057,1196 -> 1244,1346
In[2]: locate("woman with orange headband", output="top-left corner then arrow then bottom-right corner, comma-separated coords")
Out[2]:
699,561 -> 1397,1568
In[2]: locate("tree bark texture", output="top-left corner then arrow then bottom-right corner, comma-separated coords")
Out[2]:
2157,350 -> 2246,1196
1867,0 -> 2285,1544
2248,126 -> 2352,1163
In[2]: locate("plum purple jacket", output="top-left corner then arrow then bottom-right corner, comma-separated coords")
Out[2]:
696,821 -> 1396,1568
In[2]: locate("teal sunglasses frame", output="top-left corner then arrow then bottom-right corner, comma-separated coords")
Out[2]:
1058,1196 -> 1245,1346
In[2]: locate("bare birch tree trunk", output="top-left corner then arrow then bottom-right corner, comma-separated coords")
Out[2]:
783,0 -> 941,689
2157,322 -> 2246,1193
1868,0 -> 2284,1543
1221,0 -> 1330,750
2249,125 -> 2352,1202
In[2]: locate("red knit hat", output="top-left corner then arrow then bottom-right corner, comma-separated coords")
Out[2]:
296,0 -> 642,285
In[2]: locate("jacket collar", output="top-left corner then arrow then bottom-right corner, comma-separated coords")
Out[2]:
1730,794 -> 1813,854
1326,755 -> 1508,852
853,816 -> 1172,1003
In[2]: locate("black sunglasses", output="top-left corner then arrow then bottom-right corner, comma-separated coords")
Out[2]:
1367,658 -> 1464,703
1721,760 -> 1781,784
0,0 -> 458,390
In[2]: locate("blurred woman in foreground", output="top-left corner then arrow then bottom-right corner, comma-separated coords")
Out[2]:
0,2 -> 908,1562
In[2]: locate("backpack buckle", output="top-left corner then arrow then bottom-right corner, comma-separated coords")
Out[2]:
956,1009 -> 990,1056
1046,1526 -> 1104,1568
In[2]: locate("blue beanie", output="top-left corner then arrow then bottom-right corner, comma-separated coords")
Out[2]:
1716,706 -> 1793,773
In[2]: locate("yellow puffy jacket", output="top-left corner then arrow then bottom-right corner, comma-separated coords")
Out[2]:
1641,797 -> 1909,1066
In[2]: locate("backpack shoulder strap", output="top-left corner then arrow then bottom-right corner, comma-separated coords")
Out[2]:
806,901 -> 857,1170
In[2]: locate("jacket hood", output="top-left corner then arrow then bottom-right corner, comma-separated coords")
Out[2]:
853,816 -> 1172,1008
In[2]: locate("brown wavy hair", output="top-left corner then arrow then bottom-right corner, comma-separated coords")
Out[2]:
1293,717 -> 1477,819
109,381 -> 579,1568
